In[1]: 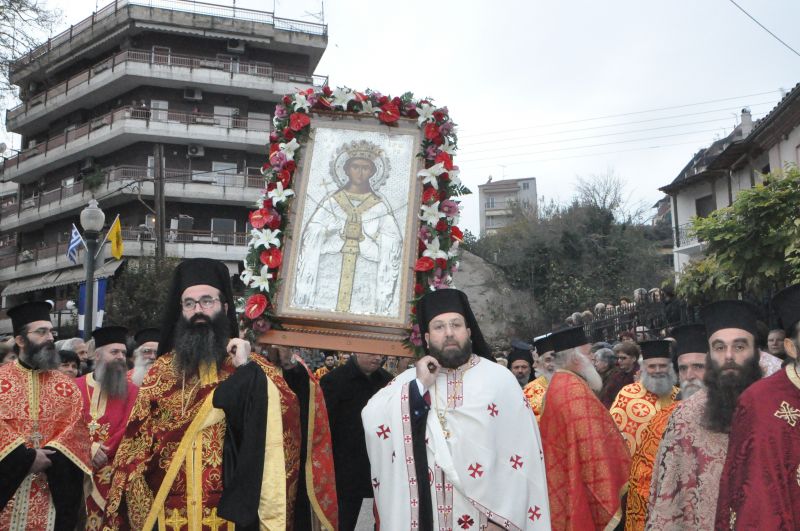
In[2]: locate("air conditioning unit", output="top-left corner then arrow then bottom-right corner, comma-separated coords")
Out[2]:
79,157 -> 95,173
187,145 -> 205,158
226,39 -> 245,54
183,88 -> 203,101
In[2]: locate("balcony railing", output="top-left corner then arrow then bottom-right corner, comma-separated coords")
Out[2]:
8,48 -> 327,123
0,165 -> 264,220
12,0 -> 327,69
1,106 -> 268,175
675,222 -> 700,248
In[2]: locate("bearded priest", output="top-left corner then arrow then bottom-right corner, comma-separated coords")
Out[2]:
103,258 -> 301,530
362,289 -> 550,530
538,325 -> 630,531
523,334 -> 555,422
75,326 -> 138,530
0,301 -> 91,530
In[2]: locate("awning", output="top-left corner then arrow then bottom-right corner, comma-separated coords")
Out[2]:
1,260 -> 124,297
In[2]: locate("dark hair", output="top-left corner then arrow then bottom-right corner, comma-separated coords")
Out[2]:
343,156 -> 376,177
613,341 -> 641,359
58,349 -> 80,365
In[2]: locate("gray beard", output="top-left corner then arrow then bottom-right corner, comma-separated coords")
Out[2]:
680,378 -> 705,399
641,371 -> 675,397
23,338 -> 58,371
95,359 -> 129,398
576,357 -> 603,392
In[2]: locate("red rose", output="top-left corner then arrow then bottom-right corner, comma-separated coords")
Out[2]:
264,209 -> 281,230
450,226 -> 464,242
266,181 -> 277,192
276,170 -> 291,188
378,103 -> 401,124
422,187 -> 438,204
269,143 -> 280,154
284,160 -> 296,172
282,128 -> 295,141
438,190 -> 447,201
378,95 -> 389,105
410,305 -> 416,315
391,96 -> 402,107
263,198 -> 273,209
435,219 -> 448,232
435,152 -> 454,171
424,123 -> 440,141
282,95 -> 292,105
414,283 -> 425,295
435,258 -> 448,270
249,208 -> 269,229
440,172 -> 451,182
322,85 -> 333,96
244,294 -> 269,320
269,131 -> 279,143
260,247 -> 283,269
261,163 -> 271,175
414,257 -> 435,272
289,112 -> 311,131
433,110 -> 446,122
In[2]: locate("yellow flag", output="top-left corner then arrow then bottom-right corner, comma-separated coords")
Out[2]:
108,215 -> 123,260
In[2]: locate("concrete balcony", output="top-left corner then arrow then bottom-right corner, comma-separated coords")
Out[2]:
7,48 -> 327,134
1,106 -> 270,185
0,165 -> 264,232
673,222 -> 703,250
0,226 -> 249,282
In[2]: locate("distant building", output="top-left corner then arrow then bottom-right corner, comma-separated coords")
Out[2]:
478,176 -> 537,236
661,85 -> 800,274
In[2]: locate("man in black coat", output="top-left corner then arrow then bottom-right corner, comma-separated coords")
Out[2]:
320,352 -> 393,531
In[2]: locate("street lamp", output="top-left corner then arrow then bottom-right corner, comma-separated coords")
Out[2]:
80,199 -> 105,337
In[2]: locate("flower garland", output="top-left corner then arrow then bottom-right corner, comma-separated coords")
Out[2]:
239,86 -> 470,356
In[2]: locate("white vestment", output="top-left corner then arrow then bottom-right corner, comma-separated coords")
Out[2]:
362,356 -> 551,530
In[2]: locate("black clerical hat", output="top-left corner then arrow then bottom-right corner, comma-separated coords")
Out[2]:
701,300 -> 760,339
772,284 -> 800,334
134,328 -> 160,347
8,301 -> 52,334
508,339 -> 534,366
534,334 -> 554,355
157,258 -> 238,356
670,324 -> 708,356
92,326 -> 128,348
640,340 -> 672,360
549,326 -> 588,353
416,288 -> 492,360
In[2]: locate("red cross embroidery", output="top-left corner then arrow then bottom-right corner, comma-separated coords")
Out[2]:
402,414 -> 410,422
410,498 -> 418,507
54,382 -> 73,397
468,463 -> 483,478
631,402 -> 650,418
409,477 -> 417,486
445,483 -> 453,492
487,403 -> 499,417
372,477 -> 380,489
0,379 -> 11,393
529,506 -> 541,521
510,454 -> 523,469
458,515 -> 474,528
404,435 -> 412,444
376,424 -> 391,440
406,456 -> 415,465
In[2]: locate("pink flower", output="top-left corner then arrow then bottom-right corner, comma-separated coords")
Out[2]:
409,324 -> 423,347
418,225 -> 432,242
439,121 -> 454,136
440,200 -> 460,217
274,104 -> 288,119
306,94 -> 318,107
252,318 -> 271,334
425,145 -> 439,160
269,150 -> 288,169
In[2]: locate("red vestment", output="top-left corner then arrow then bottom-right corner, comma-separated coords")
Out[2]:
0,361 -> 92,530
75,373 -> 138,531
540,370 -> 630,530
714,365 -> 800,530
609,382 -> 678,455
523,375 -> 548,422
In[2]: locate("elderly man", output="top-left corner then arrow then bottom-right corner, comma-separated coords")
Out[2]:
128,328 -> 158,386
58,336 -> 90,375
714,285 -> 800,528
523,334 -> 554,422
363,289 -> 550,530
610,340 -> 679,454
647,301 -> 763,530
0,301 -> 91,530
76,326 -> 138,531
103,258 -> 301,530
624,324 -> 707,531
508,338 -> 535,386
539,326 -> 630,530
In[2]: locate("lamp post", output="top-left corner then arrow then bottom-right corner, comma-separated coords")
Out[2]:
80,199 -> 105,338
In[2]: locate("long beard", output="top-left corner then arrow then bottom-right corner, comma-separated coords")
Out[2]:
130,355 -> 153,386
23,337 -> 58,371
680,378 -> 705,399
429,338 -> 472,369
640,368 -> 676,397
173,311 -> 230,377
577,356 -> 603,392
702,352 -> 762,433
95,359 -> 129,398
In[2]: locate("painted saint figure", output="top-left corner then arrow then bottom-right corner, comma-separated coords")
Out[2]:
293,140 -> 403,317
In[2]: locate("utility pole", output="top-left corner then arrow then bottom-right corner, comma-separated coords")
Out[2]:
153,144 -> 166,258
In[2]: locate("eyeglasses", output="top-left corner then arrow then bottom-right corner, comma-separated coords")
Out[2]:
181,296 -> 221,310
28,327 -> 55,338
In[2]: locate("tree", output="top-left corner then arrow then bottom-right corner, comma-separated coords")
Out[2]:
105,256 -> 180,331
676,166 -> 800,304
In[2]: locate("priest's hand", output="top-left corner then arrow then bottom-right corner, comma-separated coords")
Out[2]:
416,355 -> 440,389
227,338 -> 251,367
92,445 -> 109,469
29,448 -> 54,474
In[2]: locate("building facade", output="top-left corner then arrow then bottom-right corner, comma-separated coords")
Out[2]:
0,0 -> 327,331
477,176 -> 537,236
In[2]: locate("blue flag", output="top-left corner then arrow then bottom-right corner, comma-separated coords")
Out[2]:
67,224 -> 84,265
77,278 -> 107,339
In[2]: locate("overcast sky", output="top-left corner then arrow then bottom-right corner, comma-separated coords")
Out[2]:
15,0 -> 800,234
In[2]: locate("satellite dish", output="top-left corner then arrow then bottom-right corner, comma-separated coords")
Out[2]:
0,143 -> 7,154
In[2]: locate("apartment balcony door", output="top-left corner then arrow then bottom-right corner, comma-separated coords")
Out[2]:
214,106 -> 237,128
151,100 -> 168,122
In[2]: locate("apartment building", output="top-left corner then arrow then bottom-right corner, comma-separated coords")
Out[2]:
478,176 -> 537,236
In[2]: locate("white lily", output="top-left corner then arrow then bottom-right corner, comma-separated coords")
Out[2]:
448,167 -> 462,187
279,138 -> 300,159
240,267 -> 255,286
416,103 -> 435,126
423,237 -> 448,260
251,266 -> 274,292
249,227 -> 281,249
440,138 -> 457,155
447,239 -> 461,258
418,163 -> 446,189
419,201 -> 445,226
331,87 -> 353,109
360,100 -> 378,115
293,93 -> 310,112
268,182 -> 295,205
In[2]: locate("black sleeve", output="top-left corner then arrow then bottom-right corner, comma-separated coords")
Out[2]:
0,443 -> 36,511
319,373 -> 339,427
408,381 -> 433,531
213,362 -> 268,528
45,448 -> 85,531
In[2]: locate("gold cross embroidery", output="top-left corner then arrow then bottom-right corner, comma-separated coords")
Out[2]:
774,401 -> 800,427
87,418 -> 101,436
164,508 -> 188,531
202,508 -> 227,531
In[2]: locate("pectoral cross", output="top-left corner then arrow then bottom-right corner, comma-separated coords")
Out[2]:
87,418 -> 101,437
30,422 -> 43,449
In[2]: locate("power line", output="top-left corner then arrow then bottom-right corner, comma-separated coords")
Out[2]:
457,89 -> 779,138
727,0 -> 800,58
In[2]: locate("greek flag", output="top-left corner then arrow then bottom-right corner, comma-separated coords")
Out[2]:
67,224 -> 84,264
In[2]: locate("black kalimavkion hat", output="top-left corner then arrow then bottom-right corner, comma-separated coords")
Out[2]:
416,288 -> 493,360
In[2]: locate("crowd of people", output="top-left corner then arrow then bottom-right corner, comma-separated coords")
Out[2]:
2,255 -> 800,530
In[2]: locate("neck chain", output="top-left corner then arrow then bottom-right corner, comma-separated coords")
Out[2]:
181,373 -> 201,417
433,378 -> 451,440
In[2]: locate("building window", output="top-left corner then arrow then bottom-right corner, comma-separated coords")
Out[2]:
485,197 -> 495,208
522,182 -> 529,190
695,194 -> 716,218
